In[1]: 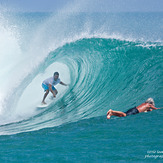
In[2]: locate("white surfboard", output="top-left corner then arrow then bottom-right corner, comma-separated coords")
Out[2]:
37,96 -> 55,109
37,104 -> 49,109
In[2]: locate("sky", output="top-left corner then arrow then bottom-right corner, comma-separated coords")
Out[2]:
0,0 -> 163,12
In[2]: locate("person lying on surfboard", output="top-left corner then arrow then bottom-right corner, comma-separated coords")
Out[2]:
41,72 -> 68,105
107,98 -> 161,119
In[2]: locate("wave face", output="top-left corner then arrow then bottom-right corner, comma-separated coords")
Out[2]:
0,12 -> 163,135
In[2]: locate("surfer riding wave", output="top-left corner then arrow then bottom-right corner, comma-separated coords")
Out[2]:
42,72 -> 68,105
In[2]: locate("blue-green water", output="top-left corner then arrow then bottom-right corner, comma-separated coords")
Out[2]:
0,12 -> 163,162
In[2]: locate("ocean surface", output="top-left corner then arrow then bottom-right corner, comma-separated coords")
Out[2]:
0,11 -> 163,162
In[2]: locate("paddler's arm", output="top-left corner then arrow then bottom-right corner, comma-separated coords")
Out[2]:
48,84 -> 56,97
149,104 -> 160,110
145,108 -> 153,112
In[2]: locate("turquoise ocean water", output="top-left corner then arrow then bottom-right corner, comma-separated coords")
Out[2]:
0,12 -> 163,162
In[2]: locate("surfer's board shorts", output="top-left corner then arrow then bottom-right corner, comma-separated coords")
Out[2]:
125,106 -> 139,116
42,83 -> 56,91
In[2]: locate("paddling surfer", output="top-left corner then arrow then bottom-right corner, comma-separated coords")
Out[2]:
107,98 -> 161,119
42,72 -> 68,104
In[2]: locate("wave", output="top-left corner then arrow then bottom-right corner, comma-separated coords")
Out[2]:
0,11 -> 163,135
0,36 -> 162,135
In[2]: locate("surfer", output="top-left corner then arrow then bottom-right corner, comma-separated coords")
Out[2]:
41,72 -> 68,104
107,98 -> 161,119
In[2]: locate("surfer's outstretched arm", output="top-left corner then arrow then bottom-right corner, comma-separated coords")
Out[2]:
60,81 -> 68,86
149,104 -> 160,110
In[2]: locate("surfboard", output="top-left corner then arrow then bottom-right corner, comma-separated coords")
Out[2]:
37,104 -> 49,109
37,96 -> 55,109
